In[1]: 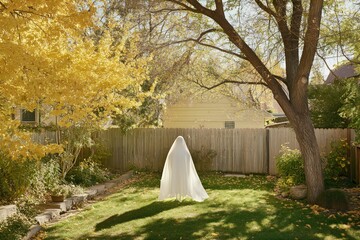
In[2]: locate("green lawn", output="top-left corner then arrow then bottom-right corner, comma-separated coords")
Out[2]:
43,172 -> 360,240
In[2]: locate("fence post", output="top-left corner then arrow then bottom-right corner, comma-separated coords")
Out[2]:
265,128 -> 270,174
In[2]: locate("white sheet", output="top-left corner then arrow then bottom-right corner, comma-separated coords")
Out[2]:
159,136 -> 209,202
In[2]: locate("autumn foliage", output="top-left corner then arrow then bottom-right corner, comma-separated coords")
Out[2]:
0,1 -> 152,160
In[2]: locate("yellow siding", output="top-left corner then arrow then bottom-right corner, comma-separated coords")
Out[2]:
163,97 -> 272,128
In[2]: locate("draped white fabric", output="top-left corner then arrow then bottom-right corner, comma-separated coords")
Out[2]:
159,136 -> 209,202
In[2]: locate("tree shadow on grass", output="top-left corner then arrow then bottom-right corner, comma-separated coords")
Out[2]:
94,200 -> 194,232
84,201 -> 359,240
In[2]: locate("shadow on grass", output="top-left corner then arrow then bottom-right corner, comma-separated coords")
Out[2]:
95,200 -> 194,232
83,196 -> 360,240
44,173 -> 360,240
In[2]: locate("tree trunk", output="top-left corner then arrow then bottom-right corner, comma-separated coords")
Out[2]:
166,0 -> 325,203
291,113 -> 324,203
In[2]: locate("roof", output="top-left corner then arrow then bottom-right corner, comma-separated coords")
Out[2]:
325,63 -> 358,84
265,121 -> 291,128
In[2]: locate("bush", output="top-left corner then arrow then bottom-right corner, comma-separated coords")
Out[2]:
0,152 -> 37,203
316,188 -> 349,211
18,157 -> 62,205
66,157 -> 111,187
190,146 -> 217,171
91,142 -> 112,165
276,145 -> 305,191
0,213 -> 32,240
324,139 -> 350,180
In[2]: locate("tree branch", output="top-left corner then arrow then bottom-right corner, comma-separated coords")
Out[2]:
290,0 -> 302,39
334,4 -> 360,65
254,0 -> 276,17
150,8 -> 189,14
215,0 -> 225,17
191,79 -> 268,91
185,0 -> 216,17
297,0 -> 324,78
169,0 -> 294,115
165,0 -> 198,13
0,1 -> 6,10
155,29 -> 248,60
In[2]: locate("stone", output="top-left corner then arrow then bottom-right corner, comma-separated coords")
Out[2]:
0,205 -> 17,222
88,184 -> 106,195
43,209 -> 61,219
84,189 -> 97,200
35,213 -> 52,225
23,225 -> 42,240
71,194 -> 88,205
105,182 -> 116,189
290,185 -> 307,200
64,198 -> 73,211
224,174 -> 246,178
281,191 -> 289,198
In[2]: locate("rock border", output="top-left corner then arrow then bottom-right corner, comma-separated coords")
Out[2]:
0,170 -> 134,240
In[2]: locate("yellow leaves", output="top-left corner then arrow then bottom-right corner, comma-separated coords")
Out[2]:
0,115 -> 63,160
0,1 -> 154,160
310,204 -> 326,215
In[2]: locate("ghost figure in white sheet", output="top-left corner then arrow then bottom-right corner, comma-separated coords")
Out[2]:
159,136 -> 209,202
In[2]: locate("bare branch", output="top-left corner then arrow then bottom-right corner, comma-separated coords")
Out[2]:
215,0 -> 225,17
165,0 -> 198,13
149,8 -> 189,14
191,79 -> 268,91
155,29 -> 248,60
196,42 -> 248,60
297,0 -> 324,78
0,1 -> 6,10
334,4 -> 360,64
254,0 -> 276,16
315,51 -> 337,80
290,0 -> 303,38
13,9 -> 49,18
185,0 -> 216,17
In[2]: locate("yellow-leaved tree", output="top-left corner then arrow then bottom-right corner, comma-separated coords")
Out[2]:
0,0 -> 152,164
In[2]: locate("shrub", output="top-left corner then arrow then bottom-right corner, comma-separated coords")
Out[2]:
66,157 -> 111,187
190,146 -> 217,171
50,184 -> 71,197
91,142 -> 112,165
0,152 -> 37,203
0,213 -> 32,240
19,157 -> 62,204
276,145 -> 305,191
316,188 -> 349,211
323,139 -> 350,180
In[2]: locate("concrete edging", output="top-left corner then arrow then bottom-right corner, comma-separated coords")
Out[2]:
0,170 -> 134,240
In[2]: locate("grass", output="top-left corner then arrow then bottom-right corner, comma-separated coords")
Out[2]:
43,172 -> 360,240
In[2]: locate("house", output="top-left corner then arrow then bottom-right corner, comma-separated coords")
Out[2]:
325,62 -> 359,84
162,91 -> 273,129
13,107 -> 56,126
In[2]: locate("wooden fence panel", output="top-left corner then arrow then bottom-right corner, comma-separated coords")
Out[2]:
268,128 -> 350,175
33,128 -> 354,176
27,127 -> 357,183
99,128 -> 268,174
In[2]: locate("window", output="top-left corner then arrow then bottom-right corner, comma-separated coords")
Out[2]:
21,109 -> 36,122
225,121 -> 235,129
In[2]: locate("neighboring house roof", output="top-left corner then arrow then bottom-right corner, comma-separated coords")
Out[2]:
325,63 -> 359,84
265,121 -> 290,128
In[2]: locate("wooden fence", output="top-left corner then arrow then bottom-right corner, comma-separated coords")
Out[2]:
99,128 -> 354,175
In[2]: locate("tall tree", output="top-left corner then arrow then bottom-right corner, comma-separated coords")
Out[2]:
0,1 -> 152,160
161,0 -> 325,202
